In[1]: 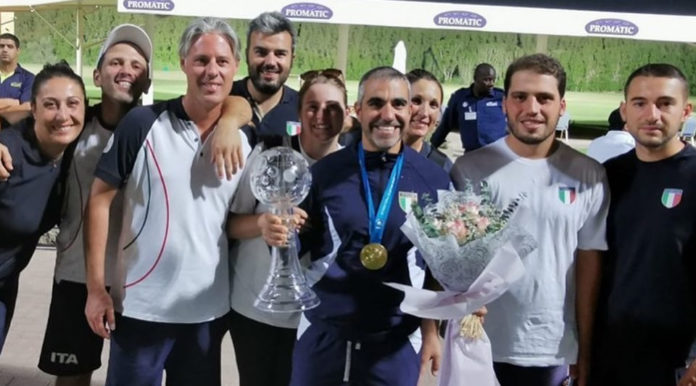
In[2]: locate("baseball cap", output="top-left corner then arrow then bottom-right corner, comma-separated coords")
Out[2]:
96,24 -> 153,78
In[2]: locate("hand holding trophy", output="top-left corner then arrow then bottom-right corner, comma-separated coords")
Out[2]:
249,146 -> 319,312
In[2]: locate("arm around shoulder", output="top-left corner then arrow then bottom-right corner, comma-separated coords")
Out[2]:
211,96 -> 254,179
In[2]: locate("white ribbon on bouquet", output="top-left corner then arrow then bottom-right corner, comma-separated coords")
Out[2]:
386,243 -> 525,386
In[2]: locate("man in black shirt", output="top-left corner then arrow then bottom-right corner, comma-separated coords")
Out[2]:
593,63 -> 696,386
230,11 -> 299,146
227,11 -> 300,386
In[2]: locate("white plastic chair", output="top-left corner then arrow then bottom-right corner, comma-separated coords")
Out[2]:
681,116 -> 696,146
555,113 -> 571,142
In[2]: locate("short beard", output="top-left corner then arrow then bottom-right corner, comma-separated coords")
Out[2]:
249,74 -> 282,95
367,127 -> 402,152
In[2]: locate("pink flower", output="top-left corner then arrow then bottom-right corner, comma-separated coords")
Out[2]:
450,219 -> 469,243
476,217 -> 490,232
459,203 -> 479,215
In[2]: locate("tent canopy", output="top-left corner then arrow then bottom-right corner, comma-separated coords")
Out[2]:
117,0 -> 696,43
1,0 -> 117,75
397,0 -> 696,16
1,0 -> 112,12
3,0 -> 694,43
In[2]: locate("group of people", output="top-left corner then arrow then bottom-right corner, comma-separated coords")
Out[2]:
0,10 -> 694,386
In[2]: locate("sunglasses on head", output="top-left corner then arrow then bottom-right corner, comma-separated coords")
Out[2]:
300,68 -> 345,84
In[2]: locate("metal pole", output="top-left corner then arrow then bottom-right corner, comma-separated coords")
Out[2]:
75,6 -> 83,76
0,12 -> 16,33
336,24 -> 349,76
535,34 -> 548,54
142,14 -> 155,105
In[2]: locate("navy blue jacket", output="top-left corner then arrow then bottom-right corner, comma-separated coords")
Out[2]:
0,121 -> 71,280
431,84 -> 506,152
302,142 -> 450,338
420,141 -> 453,173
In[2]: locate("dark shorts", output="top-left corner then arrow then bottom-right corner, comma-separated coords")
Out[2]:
38,280 -> 104,375
228,309 -> 296,386
591,340 -> 683,386
590,360 -> 678,386
493,362 -> 569,386
106,313 -> 228,386
290,323 -> 420,386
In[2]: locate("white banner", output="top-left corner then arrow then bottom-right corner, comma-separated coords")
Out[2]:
117,0 -> 696,43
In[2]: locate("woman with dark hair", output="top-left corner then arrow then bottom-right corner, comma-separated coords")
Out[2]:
404,69 -> 453,172
0,60 -> 85,352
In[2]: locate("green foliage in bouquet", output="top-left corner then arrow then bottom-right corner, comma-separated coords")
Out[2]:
412,182 -> 521,246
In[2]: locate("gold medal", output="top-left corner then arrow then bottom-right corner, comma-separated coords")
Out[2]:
360,243 -> 388,270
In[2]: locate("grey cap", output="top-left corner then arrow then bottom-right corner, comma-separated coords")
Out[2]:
96,24 -> 153,78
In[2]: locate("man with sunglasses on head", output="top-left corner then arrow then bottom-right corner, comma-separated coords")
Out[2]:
231,11 -> 298,147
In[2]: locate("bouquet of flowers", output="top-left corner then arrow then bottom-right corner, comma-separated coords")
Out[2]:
386,183 -> 536,386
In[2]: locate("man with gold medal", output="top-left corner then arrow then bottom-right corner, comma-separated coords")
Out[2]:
269,67 -> 451,386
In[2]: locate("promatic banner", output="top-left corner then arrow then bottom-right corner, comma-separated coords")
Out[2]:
585,19 -> 639,37
282,3 -> 333,20
433,11 -> 486,29
117,0 -> 696,43
123,0 -> 174,11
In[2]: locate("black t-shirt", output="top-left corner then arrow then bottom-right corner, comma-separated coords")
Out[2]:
230,78 -> 299,147
601,145 -> 696,364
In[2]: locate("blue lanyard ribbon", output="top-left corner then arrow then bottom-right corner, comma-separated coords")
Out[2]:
357,143 -> 404,244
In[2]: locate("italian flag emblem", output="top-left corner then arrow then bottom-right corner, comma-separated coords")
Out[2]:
398,191 -> 418,213
661,188 -> 682,208
286,121 -> 301,136
558,186 -> 576,204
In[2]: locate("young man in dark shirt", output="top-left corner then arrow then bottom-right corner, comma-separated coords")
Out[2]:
230,11 -> 298,147
592,63 -> 696,386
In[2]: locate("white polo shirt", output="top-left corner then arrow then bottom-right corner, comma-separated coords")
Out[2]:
451,137 -> 608,366
586,130 -> 635,163
95,97 -> 250,323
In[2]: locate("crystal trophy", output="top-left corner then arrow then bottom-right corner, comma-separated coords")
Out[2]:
249,146 -> 319,312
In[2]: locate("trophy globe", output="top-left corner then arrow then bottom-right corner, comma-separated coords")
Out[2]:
249,146 -> 319,312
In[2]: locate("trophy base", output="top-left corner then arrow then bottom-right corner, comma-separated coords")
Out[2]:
254,286 -> 320,313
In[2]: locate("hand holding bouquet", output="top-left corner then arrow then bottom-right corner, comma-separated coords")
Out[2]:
386,183 -> 536,386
